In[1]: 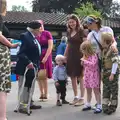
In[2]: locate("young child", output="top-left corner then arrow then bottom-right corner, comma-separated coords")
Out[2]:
53,55 -> 69,106
80,41 -> 102,114
101,32 -> 119,115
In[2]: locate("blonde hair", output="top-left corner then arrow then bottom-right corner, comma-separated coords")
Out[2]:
101,32 -> 118,52
80,41 -> 95,56
61,36 -> 68,42
101,32 -> 113,45
55,55 -> 65,62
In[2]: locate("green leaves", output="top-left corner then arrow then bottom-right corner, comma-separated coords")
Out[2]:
75,2 -> 102,18
11,5 -> 28,12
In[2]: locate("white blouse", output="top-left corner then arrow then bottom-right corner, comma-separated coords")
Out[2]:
87,26 -> 118,74
87,26 -> 114,57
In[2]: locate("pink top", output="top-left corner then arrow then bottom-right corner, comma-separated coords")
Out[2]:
36,30 -> 53,78
83,54 -> 100,88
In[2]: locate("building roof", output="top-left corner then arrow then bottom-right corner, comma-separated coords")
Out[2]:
3,11 -> 68,25
3,11 -> 120,28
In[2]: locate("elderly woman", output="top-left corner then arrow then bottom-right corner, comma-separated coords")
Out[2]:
36,20 -> 53,100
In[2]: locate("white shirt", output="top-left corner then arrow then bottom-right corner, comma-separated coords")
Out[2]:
87,26 -> 114,57
87,26 -> 118,74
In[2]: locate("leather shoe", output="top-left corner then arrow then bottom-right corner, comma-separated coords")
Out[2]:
30,105 -> 42,109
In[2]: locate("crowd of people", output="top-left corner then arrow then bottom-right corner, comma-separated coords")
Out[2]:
0,1 -> 120,120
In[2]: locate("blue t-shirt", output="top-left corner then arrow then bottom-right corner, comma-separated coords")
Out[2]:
56,41 -> 66,55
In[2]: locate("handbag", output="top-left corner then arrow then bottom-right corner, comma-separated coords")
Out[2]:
38,64 -> 47,80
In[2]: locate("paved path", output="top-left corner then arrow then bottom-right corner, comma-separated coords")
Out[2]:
7,80 -> 120,120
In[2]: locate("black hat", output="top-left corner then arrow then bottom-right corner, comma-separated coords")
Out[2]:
28,21 -> 41,29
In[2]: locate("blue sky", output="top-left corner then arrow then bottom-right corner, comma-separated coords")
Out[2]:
7,0 -> 119,12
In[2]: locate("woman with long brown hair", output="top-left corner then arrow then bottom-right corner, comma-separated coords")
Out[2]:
64,14 -> 85,106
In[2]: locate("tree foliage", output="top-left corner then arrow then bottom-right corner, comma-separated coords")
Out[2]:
75,2 -> 102,18
109,1 -> 120,18
11,5 -> 28,12
32,0 -> 113,15
32,0 -> 120,18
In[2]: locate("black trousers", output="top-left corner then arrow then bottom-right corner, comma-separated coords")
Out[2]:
25,68 -> 35,89
55,80 -> 66,100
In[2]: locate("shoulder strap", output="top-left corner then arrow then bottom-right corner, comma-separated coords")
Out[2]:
92,33 -> 103,51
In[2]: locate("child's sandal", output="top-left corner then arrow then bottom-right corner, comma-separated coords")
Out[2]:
94,108 -> 102,114
82,106 -> 91,111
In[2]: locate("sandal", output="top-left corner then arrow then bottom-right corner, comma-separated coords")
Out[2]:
82,105 -> 91,111
94,108 -> 102,114
39,94 -> 44,100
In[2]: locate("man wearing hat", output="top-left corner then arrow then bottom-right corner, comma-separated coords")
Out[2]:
15,21 -> 42,113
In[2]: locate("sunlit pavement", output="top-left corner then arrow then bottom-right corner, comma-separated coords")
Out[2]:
7,79 -> 120,120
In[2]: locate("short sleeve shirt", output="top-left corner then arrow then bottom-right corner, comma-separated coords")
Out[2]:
87,26 -> 114,56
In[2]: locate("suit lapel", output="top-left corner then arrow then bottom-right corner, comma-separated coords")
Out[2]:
26,31 -> 40,56
26,31 -> 36,46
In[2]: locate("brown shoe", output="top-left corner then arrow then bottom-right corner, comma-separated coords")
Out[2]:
43,94 -> 49,100
69,98 -> 79,105
43,96 -> 48,99
74,99 -> 84,107
39,94 -> 44,100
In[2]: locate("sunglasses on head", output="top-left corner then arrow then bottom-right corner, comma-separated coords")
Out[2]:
84,16 -> 96,25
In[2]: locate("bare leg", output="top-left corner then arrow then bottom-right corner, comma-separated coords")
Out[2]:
74,77 -> 85,106
82,88 -> 92,110
93,88 -> 101,105
79,77 -> 85,98
38,80 -> 44,97
43,78 -> 48,98
93,88 -> 102,113
71,77 -> 78,97
86,88 -> 92,103
69,77 -> 79,105
0,92 -> 7,120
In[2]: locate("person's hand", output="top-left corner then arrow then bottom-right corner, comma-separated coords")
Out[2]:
81,60 -> 84,65
109,74 -> 114,81
64,56 -> 67,63
81,58 -> 84,61
42,57 -> 47,64
111,44 -> 118,53
27,63 -> 34,69
10,43 -> 19,48
55,82 -> 59,86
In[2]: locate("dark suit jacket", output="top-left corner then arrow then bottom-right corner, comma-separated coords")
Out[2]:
15,31 -> 40,75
